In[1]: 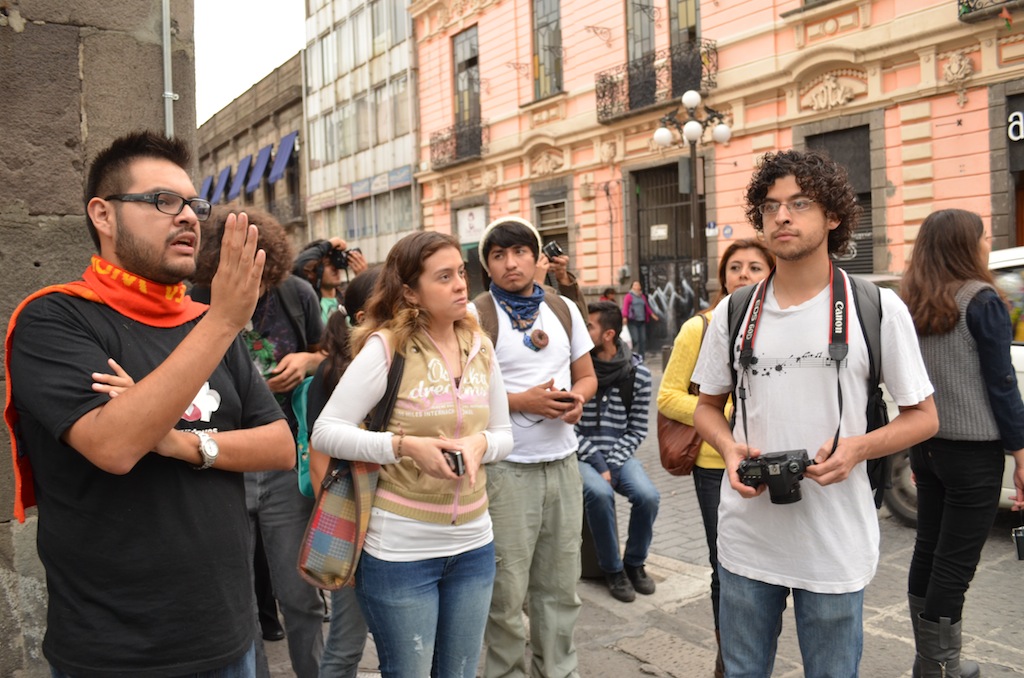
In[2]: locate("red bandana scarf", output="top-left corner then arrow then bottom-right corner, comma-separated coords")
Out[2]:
5,255 -> 208,521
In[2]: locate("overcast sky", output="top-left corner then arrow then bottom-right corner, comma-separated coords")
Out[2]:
193,0 -> 306,125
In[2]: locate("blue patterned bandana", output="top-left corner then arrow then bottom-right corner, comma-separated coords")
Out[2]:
490,281 -> 545,331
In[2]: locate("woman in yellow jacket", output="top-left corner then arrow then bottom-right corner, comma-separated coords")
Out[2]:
657,238 -> 773,678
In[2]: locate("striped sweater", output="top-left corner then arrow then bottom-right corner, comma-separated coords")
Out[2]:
575,354 -> 652,473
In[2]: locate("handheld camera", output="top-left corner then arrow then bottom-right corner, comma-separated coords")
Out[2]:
737,450 -> 815,505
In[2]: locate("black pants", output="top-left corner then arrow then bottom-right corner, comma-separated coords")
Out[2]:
693,466 -> 725,629
907,438 -> 1004,623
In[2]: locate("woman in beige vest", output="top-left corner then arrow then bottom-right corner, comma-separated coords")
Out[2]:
312,231 -> 513,678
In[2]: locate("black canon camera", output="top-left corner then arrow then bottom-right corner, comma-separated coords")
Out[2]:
737,450 -> 815,505
328,246 -> 361,270
542,241 -> 564,260
442,450 -> 465,477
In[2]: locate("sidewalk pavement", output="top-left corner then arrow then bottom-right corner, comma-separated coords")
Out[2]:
269,354 -> 1024,677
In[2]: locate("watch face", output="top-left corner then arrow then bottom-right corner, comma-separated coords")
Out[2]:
200,433 -> 219,467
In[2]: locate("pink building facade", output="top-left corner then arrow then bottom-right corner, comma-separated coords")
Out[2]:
411,0 -> 1024,347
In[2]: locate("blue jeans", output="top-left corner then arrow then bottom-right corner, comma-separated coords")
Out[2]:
692,466 -> 724,629
355,543 -> 496,678
246,470 -> 324,678
319,585 -> 369,678
51,643 -> 255,678
627,320 -> 647,355
579,458 -> 660,573
719,566 -> 864,678
907,438 -> 1004,623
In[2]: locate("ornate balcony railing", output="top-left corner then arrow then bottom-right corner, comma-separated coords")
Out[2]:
958,0 -> 1024,22
596,39 -> 718,124
429,119 -> 490,170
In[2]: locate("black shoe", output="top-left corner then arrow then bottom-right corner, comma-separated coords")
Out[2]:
625,564 -> 655,595
261,620 -> 285,642
605,570 -> 636,603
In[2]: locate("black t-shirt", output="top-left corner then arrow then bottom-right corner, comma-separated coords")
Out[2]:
193,276 -> 323,434
9,294 -> 285,677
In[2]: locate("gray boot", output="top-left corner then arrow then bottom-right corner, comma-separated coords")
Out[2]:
913,614 -> 980,678
909,594 -> 926,676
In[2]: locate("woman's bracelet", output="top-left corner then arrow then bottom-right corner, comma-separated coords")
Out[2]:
395,426 -> 405,461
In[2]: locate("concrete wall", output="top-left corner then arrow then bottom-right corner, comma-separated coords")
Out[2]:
0,1 -> 195,673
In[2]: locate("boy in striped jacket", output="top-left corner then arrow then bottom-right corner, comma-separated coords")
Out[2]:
576,301 -> 661,603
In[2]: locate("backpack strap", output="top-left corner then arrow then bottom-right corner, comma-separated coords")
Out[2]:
849,274 -> 882,393
472,292 -> 499,346
472,287 -> 574,347
275,275 -> 310,351
727,282 -> 759,397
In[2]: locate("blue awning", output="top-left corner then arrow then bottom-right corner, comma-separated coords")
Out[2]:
246,145 -> 273,194
227,155 -> 252,201
268,131 -> 298,185
209,166 -> 232,204
199,175 -> 214,201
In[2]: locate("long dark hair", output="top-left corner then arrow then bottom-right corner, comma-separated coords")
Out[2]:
319,311 -> 352,394
902,208 -> 999,336
352,231 -> 479,354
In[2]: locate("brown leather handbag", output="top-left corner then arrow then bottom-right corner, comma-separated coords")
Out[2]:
658,314 -> 707,476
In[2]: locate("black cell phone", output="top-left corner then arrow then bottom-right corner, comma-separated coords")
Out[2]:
555,388 -> 576,403
442,450 -> 466,476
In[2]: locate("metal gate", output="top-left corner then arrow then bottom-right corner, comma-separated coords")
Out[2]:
634,164 -> 708,352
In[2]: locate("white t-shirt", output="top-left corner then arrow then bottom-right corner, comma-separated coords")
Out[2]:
486,295 -> 594,463
692,279 -> 933,593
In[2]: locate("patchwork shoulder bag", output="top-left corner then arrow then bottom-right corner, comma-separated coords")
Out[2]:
297,351 -> 405,590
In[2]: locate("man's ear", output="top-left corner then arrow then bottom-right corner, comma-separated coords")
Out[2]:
603,328 -> 618,346
87,197 -> 116,241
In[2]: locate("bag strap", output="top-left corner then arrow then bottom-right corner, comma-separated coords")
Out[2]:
367,352 -> 406,433
848,273 -> 883,396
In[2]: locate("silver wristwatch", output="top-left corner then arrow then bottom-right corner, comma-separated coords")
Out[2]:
194,430 -> 220,470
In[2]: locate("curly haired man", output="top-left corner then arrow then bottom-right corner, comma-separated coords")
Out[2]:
692,149 -> 938,677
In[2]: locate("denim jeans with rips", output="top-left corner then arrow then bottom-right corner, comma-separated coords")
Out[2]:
355,544 -> 495,678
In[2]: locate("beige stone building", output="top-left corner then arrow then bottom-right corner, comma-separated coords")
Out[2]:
197,52 -> 306,243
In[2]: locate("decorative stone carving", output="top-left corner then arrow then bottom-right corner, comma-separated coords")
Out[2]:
600,142 -> 616,165
943,51 -> 974,108
435,182 -> 447,200
531,152 -> 564,176
482,168 -> 498,191
807,75 -> 854,111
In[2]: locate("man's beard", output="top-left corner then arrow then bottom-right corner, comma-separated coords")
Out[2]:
114,222 -> 194,284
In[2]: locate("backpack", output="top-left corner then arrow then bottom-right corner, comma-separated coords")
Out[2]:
726,270 -> 891,508
473,285 -> 574,345
292,376 -> 315,498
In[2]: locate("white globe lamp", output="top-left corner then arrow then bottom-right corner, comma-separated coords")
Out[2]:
653,126 -> 675,148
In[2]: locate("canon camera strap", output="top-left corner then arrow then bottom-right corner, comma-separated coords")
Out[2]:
737,263 -> 849,458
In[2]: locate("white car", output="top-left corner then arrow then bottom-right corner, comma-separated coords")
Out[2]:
881,248 -> 1024,525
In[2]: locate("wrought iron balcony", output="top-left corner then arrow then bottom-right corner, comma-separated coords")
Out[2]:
430,119 -> 490,170
596,39 -> 718,124
958,0 -> 1024,22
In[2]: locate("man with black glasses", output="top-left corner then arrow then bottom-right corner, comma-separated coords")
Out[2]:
692,149 -> 938,677
5,131 -> 294,677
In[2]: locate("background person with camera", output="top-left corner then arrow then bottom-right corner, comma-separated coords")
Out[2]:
293,237 -> 368,324
692,149 -> 937,677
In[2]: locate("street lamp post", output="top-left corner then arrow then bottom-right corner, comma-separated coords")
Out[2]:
652,89 -> 731,305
